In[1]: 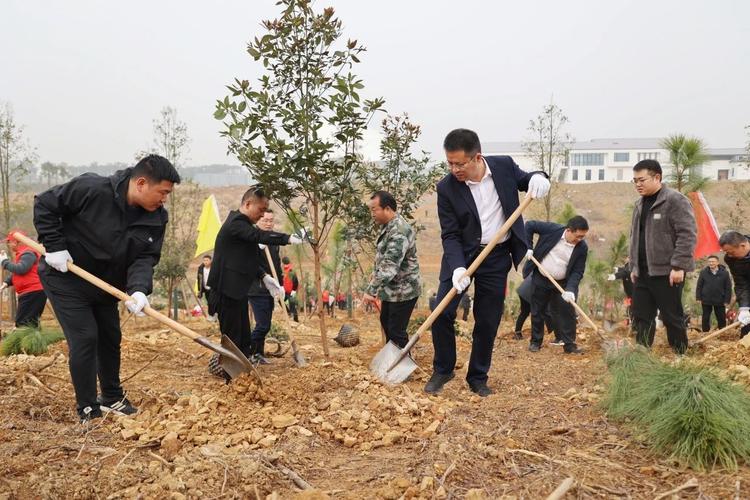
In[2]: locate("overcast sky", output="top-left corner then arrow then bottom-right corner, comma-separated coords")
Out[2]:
2,0 -> 748,167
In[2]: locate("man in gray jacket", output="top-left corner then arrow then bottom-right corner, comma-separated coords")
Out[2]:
628,159 -> 697,354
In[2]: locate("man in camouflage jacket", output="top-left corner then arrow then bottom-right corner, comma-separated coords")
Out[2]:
362,191 -> 421,348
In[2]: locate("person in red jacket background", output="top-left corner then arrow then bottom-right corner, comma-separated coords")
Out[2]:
282,256 -> 299,322
0,230 -> 48,328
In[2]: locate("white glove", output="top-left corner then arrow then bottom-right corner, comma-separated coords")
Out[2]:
45,250 -> 73,273
561,291 -> 575,303
0,282 -> 7,291
527,174 -> 550,199
0,251 -> 7,263
607,274 -> 616,281
289,235 -> 304,245
262,275 -> 284,298
290,290 -> 296,297
739,308 -> 750,326
258,243 -> 267,250
452,267 -> 471,294
613,266 -> 619,272
125,291 -> 149,316
525,249 -> 534,260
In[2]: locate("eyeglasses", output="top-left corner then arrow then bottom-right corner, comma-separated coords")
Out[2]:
631,175 -> 654,185
447,156 -> 476,170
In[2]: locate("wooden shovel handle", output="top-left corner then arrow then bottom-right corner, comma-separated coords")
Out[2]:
529,254 -> 599,332
692,321 -> 741,345
13,232 -> 202,341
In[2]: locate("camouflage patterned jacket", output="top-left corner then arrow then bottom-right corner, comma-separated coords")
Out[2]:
365,214 -> 421,302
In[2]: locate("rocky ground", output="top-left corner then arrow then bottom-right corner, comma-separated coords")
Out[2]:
1,308 -> 750,499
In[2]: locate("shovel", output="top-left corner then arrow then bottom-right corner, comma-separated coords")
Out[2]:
263,246 -> 307,367
528,255 -> 622,351
13,233 -> 259,383
371,195 -> 534,385
692,321 -> 741,346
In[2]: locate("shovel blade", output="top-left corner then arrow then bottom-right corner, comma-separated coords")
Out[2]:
216,335 -> 255,379
290,339 -> 308,367
370,341 -> 418,385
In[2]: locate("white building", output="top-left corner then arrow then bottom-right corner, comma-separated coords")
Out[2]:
483,138 -> 748,184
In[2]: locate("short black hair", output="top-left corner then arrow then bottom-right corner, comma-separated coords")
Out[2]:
132,154 -> 181,184
202,254 -> 212,260
241,184 -> 267,204
443,129 -> 481,155
719,230 -> 748,247
566,215 -> 589,231
633,159 -> 662,177
707,255 -> 719,260
371,191 -> 397,211
282,256 -> 291,265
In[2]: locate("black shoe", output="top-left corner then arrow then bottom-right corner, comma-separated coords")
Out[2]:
98,396 -> 138,416
424,372 -> 455,394
528,343 -> 541,352
564,347 -> 585,355
78,406 -> 103,423
468,382 -> 493,397
513,331 -> 523,340
251,353 -> 272,365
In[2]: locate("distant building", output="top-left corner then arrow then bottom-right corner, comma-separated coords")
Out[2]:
484,138 -> 748,184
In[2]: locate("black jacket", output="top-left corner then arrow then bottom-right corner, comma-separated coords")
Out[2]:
197,264 -> 211,297
33,168 -> 167,295
248,244 -> 282,297
523,220 -> 588,295
695,265 -> 732,306
435,156 -> 544,281
206,210 -> 289,301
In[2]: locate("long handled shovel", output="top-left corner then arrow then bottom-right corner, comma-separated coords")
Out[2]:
263,246 -> 307,367
528,254 -> 620,351
14,233 -> 259,382
371,195 -> 534,385
692,321 -> 741,346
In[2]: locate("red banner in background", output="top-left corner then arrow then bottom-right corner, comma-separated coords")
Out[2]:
688,191 -> 721,259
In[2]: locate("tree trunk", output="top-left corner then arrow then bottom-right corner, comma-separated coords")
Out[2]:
312,201 -> 330,357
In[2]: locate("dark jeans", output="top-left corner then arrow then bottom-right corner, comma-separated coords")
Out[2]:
431,243 -> 511,386
530,273 -> 577,351
16,290 -> 48,328
249,295 -> 274,343
216,293 -> 252,357
632,274 -> 688,354
379,297 -> 418,348
40,270 -> 123,414
701,303 -> 726,331
515,297 -> 556,336
285,293 -> 299,322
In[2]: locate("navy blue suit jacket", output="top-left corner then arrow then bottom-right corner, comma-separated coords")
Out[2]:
523,220 -> 588,295
436,156 -> 542,281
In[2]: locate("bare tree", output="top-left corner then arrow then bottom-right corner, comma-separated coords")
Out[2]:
0,103 -> 36,233
522,99 -> 574,221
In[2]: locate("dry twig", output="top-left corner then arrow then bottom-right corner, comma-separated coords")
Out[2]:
653,478 -> 699,500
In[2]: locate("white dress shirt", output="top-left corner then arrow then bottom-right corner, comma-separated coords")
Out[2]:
465,158 -> 508,244
202,266 -> 211,290
540,234 -> 576,280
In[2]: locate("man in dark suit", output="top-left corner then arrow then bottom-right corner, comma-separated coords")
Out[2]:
524,216 -> 589,354
207,186 -> 303,358
425,129 -> 550,397
196,254 -> 213,303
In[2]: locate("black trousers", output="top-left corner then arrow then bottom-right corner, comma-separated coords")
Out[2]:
249,295 -> 274,345
431,243 -> 511,385
216,293 -> 252,357
515,297 -> 557,336
701,304 -> 726,331
529,274 -> 577,351
379,297 -> 418,348
285,293 -> 299,322
16,290 -> 48,328
40,271 -> 123,413
632,274 -> 688,353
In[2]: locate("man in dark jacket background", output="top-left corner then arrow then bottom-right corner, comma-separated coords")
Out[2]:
524,216 -> 589,355
196,254 -> 213,303
34,155 -> 180,421
695,255 -> 732,332
207,186 -> 303,361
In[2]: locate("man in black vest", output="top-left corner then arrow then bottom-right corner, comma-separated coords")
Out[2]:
719,231 -> 750,337
207,186 -> 303,359
524,216 -> 589,354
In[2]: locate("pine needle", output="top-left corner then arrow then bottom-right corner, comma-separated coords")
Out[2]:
0,326 -> 66,356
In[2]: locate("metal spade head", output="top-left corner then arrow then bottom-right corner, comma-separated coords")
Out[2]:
370,341 -> 418,385
213,335 -> 257,380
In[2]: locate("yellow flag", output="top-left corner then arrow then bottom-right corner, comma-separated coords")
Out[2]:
194,195 -> 222,258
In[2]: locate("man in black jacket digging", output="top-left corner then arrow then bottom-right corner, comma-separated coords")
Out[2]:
34,155 -> 180,422
719,231 -> 750,337
207,186 -> 303,362
695,255 -> 732,332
